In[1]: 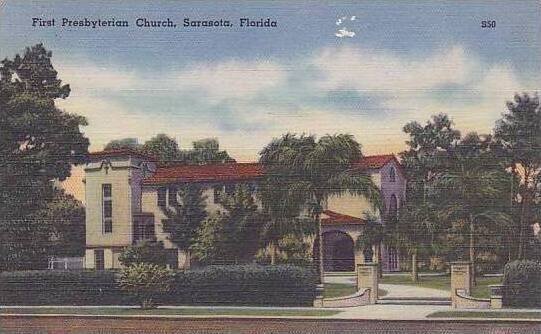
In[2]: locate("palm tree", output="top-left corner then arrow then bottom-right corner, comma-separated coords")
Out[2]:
391,201 -> 438,282
355,214 -> 386,277
433,134 -> 513,284
260,133 -> 381,283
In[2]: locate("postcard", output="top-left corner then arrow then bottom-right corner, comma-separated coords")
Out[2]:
1,0 -> 540,333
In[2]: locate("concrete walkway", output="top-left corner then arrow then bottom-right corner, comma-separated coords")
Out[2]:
324,275 -> 450,299
379,284 -> 449,299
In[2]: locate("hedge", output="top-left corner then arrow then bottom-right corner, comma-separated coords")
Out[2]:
0,270 -> 133,305
168,265 -> 317,306
503,260 -> 541,307
0,265 -> 317,306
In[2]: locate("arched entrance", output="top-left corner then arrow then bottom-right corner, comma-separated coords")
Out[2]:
313,230 -> 355,272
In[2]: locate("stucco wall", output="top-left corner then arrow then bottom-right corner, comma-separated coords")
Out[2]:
85,157 -> 133,248
325,171 -> 381,219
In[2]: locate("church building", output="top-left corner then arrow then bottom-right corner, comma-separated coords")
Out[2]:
83,149 -> 405,272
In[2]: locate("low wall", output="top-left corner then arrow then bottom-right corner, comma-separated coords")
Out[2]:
318,288 -> 371,308
453,289 -> 490,309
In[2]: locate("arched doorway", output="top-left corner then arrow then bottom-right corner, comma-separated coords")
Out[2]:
313,231 -> 355,272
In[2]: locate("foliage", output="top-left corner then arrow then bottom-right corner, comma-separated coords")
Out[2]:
142,133 -> 180,163
257,174 -> 314,265
0,270 -> 133,305
191,185 -> 264,264
400,114 -> 460,198
104,138 -> 140,151
118,263 -> 174,309
168,264 -> 317,306
31,189 -> 85,257
494,93 -> 541,259
0,44 -> 89,270
433,133 -> 514,276
104,136 -> 234,164
355,214 -> 386,251
0,265 -> 318,307
185,138 -> 235,164
162,184 -> 207,261
259,133 -> 381,279
256,233 -> 314,266
503,260 -> 541,307
118,241 -> 168,268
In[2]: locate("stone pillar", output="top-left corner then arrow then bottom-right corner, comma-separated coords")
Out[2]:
357,263 -> 379,304
489,284 -> 504,309
451,261 -> 472,308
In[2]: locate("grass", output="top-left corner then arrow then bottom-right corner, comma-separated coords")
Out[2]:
324,283 -> 387,299
0,307 -> 340,317
324,283 -> 357,299
428,311 -> 541,319
381,274 -> 501,299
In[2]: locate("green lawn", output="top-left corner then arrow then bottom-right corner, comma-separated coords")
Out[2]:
324,283 -> 387,299
380,274 -> 501,298
0,307 -> 340,317
428,311 -> 541,319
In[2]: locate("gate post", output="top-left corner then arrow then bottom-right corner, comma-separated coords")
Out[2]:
450,261 -> 472,308
357,263 -> 379,304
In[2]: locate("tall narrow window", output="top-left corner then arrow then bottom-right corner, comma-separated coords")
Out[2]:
389,166 -> 396,182
388,194 -> 398,218
168,186 -> 178,206
157,187 -> 167,207
102,184 -> 112,233
95,249 -> 104,270
213,185 -> 224,203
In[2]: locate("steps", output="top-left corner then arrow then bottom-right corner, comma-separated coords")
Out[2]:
378,297 -> 451,306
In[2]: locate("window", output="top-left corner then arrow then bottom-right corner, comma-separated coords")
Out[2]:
102,184 -> 112,233
157,187 -> 167,207
213,185 -> 224,203
168,186 -> 178,206
94,249 -> 104,270
389,166 -> 396,182
225,184 -> 235,195
388,194 -> 398,218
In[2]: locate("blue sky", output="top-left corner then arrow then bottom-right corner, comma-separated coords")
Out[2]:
1,0 -> 540,161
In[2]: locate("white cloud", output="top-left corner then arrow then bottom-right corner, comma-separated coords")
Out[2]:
313,45 -> 470,93
335,28 -> 356,38
174,60 -> 287,101
53,59 -> 138,94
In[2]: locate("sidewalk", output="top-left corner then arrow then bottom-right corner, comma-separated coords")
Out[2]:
1,304 -> 540,322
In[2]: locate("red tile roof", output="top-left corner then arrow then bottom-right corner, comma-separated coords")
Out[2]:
321,210 -> 366,225
89,149 -> 157,161
88,150 -> 399,185
143,162 -> 263,185
351,154 -> 397,170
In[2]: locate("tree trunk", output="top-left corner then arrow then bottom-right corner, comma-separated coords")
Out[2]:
469,213 -> 476,286
316,212 -> 324,284
518,169 -> 530,260
411,249 -> 418,282
270,242 -> 276,265
185,250 -> 191,269
375,243 -> 382,278
518,192 -> 528,260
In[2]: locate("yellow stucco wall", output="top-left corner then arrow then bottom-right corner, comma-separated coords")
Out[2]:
325,172 -> 381,219
85,163 -> 133,247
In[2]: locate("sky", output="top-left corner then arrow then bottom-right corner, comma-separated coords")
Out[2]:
1,0 -> 540,164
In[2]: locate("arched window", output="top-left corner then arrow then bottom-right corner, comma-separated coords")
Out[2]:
388,194 -> 398,218
389,166 -> 396,182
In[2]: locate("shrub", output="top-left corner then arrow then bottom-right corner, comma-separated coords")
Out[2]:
118,263 -> 174,309
0,264 -> 317,307
118,241 -> 168,267
503,260 -> 541,307
0,270 -> 133,305
167,264 -> 317,306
